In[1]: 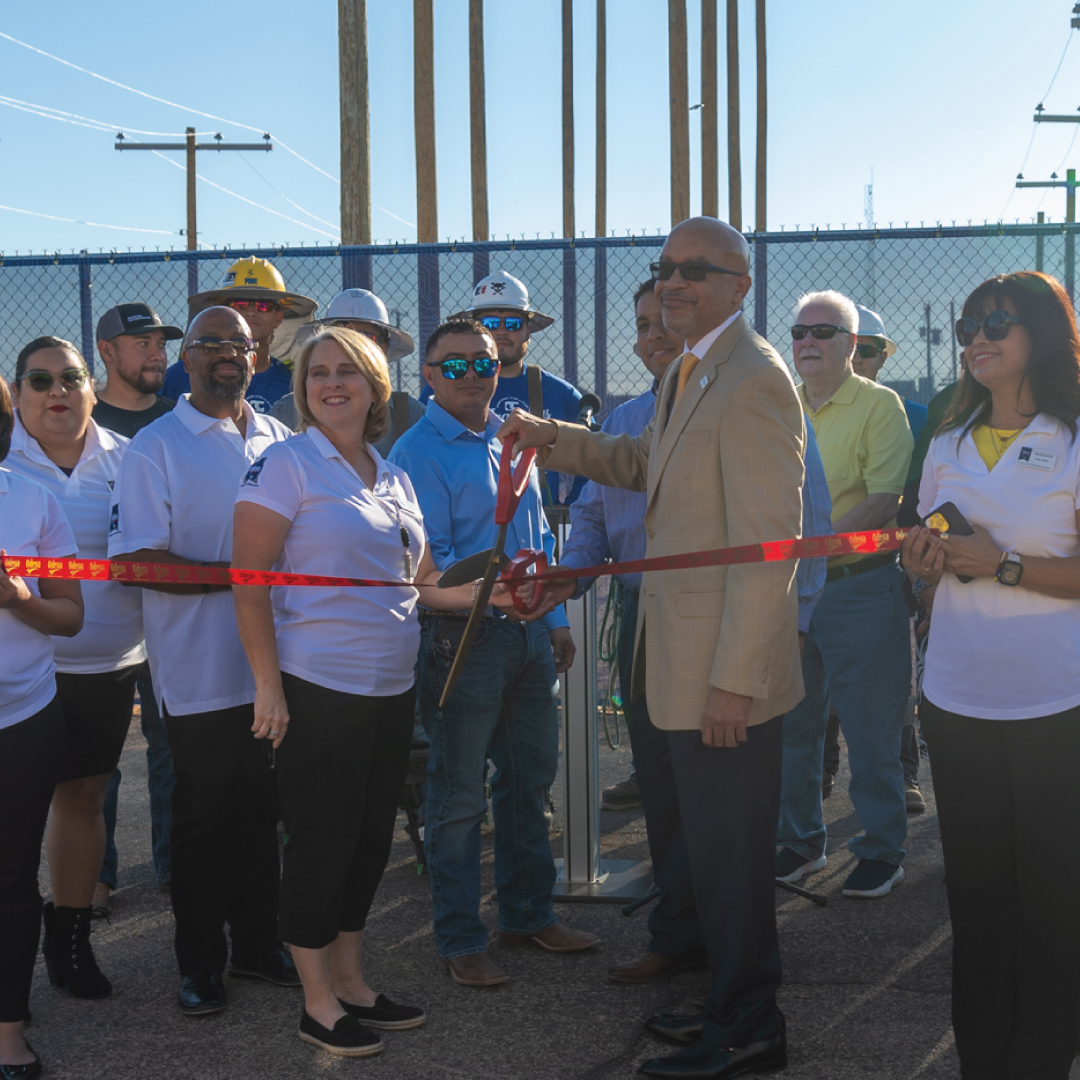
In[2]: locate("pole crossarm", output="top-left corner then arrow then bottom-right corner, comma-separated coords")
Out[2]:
1016,180 -> 1071,187
1033,114 -> 1080,123
115,142 -> 272,151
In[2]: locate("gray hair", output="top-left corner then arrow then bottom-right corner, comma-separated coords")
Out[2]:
793,290 -> 860,335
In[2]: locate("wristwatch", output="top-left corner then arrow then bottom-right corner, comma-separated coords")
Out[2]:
996,551 -> 1023,587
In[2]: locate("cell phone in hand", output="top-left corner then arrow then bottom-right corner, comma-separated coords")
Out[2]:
922,502 -> 974,583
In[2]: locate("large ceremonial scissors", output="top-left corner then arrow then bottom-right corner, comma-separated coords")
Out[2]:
436,433 -> 548,706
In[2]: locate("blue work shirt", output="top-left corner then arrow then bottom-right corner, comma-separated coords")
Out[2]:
421,367 -> 585,506
161,355 -> 293,415
903,399 -> 928,445
560,382 -> 832,633
389,399 -> 569,632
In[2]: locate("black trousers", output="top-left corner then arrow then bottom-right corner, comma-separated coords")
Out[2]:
0,697 -> 65,1022
632,701 -> 784,1049
278,675 -> 414,950
922,697 -> 1080,1080
164,703 -> 280,976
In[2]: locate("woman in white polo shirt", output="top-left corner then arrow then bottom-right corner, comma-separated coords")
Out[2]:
0,373 -> 83,1080
6,337 -> 145,1003
232,327 -> 536,1058
902,271 -> 1080,1079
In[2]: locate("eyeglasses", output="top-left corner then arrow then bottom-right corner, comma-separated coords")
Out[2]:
855,343 -> 886,360
426,356 -> 500,380
228,299 -> 280,313
791,324 -> 852,341
955,310 -> 1022,346
650,260 -> 745,282
19,367 -> 89,392
479,315 -> 525,333
187,336 -> 255,357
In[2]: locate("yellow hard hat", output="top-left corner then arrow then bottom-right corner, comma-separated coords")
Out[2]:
188,255 -> 317,320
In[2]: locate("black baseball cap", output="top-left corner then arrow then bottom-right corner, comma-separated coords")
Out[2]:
96,302 -> 183,343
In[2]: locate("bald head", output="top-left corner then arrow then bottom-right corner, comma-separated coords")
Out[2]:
656,217 -> 752,343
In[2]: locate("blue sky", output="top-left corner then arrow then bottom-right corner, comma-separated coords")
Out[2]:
0,0 -> 1076,253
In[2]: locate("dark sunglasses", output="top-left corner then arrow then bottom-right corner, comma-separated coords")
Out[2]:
20,367 -> 89,392
426,356 -> 500,380
650,260 -> 745,282
187,335 -> 255,355
228,299 -> 280,313
955,310 -> 1022,347
791,324 -> 852,341
855,343 -> 885,360
479,315 -> 525,333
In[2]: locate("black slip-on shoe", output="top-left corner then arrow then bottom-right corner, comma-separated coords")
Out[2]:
338,993 -> 425,1030
298,1011 -> 383,1057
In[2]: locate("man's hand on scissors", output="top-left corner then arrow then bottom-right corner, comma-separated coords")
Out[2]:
490,580 -> 559,622
496,408 -> 560,453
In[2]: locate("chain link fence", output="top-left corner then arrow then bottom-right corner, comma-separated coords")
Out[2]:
2,224 -> 1075,409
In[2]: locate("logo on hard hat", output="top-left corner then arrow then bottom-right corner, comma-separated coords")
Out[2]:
223,272 -> 237,285
491,282 -> 506,294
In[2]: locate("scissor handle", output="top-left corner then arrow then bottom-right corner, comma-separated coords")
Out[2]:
495,432 -> 538,526
502,549 -> 549,614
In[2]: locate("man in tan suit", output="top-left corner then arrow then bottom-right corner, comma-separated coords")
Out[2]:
498,217 -> 806,1080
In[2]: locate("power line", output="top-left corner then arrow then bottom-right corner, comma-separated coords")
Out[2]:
236,153 -> 339,231
0,94 -> 210,136
0,202 -> 173,234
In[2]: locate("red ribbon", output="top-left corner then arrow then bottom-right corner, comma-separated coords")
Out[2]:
2,528 -> 909,589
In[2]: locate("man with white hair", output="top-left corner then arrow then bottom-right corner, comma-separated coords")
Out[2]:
777,290 -> 914,899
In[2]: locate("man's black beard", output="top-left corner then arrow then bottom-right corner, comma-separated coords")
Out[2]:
119,367 -> 165,395
194,363 -> 250,401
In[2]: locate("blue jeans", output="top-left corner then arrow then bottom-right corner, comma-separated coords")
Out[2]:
100,664 -> 174,889
418,614 -> 560,959
778,562 -> 910,865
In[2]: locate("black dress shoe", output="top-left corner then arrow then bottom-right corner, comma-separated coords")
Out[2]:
178,972 -> 226,1015
638,1032 -> 787,1078
229,945 -> 301,987
338,993 -> 425,1030
644,1011 -> 705,1046
0,1041 -> 41,1080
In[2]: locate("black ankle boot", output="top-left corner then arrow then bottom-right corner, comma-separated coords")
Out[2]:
42,902 -> 112,999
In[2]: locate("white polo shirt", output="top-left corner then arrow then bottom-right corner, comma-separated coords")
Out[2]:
108,396 -> 292,716
0,468 -> 76,730
7,418 -> 145,674
919,413 -> 1080,720
235,427 -> 424,697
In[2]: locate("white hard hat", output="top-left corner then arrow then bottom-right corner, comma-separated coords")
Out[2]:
305,288 -> 415,362
855,305 -> 897,358
452,271 -> 554,331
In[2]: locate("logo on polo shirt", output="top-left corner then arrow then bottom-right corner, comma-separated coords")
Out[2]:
109,504 -> 120,535
242,458 -> 267,487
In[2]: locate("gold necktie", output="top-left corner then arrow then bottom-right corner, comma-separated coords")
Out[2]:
674,352 -> 701,401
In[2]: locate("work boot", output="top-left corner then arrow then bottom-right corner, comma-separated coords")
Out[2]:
42,902 -> 112,999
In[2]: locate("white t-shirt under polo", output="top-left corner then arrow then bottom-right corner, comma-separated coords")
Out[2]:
8,419 -> 145,674
919,413 -> 1080,720
0,469 -> 76,730
108,396 -> 292,716
235,427 -> 424,697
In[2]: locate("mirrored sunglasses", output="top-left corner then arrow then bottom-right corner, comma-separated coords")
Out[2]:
955,310 -> 1022,347
480,315 -> 525,333
187,336 -> 255,355
791,324 -> 852,341
20,367 -> 89,392
228,299 -> 280,313
650,260 -> 745,282
427,356 -> 500,380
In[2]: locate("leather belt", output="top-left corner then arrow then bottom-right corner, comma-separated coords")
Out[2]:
824,551 -> 897,583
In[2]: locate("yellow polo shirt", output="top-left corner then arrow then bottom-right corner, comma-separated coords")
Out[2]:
798,373 -> 913,567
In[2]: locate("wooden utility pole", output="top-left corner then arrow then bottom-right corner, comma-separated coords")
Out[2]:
339,0 -> 371,245
726,0 -> 741,229
668,0 -> 690,226
469,0 -> 488,242
595,0 -> 607,238
701,0 -> 718,218
562,0 -> 575,239
754,0 -> 767,231
414,0 -> 438,242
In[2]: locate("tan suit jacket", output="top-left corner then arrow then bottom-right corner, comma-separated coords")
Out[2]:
546,313 -> 806,731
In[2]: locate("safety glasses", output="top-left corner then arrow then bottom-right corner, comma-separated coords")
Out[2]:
228,299 -> 280,313
955,310 -> 1022,347
479,315 -> 525,333
855,342 -> 885,360
791,324 -> 852,341
426,356 -> 500,380
650,260 -> 745,282
20,368 -> 89,392
187,336 -> 255,356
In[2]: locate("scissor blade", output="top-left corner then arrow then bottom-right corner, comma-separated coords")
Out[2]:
437,547 -> 508,589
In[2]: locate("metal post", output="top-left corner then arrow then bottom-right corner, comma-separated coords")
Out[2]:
186,253 -> 199,301
553,580 -> 652,903
78,255 -> 94,374
950,300 -> 957,383
342,249 -> 373,291
472,249 -> 490,287
753,238 -> 767,337
924,302 -> 934,401
1068,169 -> 1076,304
562,246 -> 579,387
417,251 -> 440,368
594,244 -> 608,406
